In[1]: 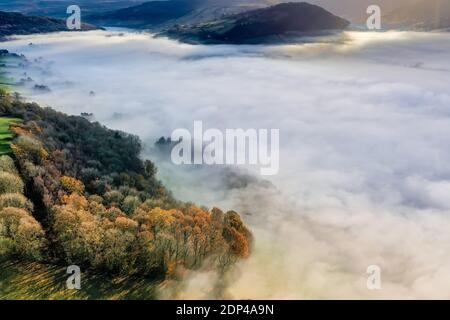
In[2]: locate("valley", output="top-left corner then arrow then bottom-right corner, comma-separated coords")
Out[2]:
1,0 -> 450,301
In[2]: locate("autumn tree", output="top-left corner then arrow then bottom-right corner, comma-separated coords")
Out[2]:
0,207 -> 46,260
11,135 -> 48,164
0,193 -> 34,211
60,176 -> 85,195
1,97 -> 254,281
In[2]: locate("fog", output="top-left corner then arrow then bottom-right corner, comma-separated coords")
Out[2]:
3,30 -> 450,299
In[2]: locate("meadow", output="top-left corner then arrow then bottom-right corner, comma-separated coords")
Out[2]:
0,72 -> 10,94
0,117 -> 22,155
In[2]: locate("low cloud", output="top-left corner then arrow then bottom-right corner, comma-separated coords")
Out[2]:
3,30 -> 450,299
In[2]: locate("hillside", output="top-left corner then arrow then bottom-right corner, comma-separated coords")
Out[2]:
0,10 -> 99,37
85,0 -> 267,28
165,2 -> 350,44
86,0 -> 204,28
0,93 -> 253,298
0,1 -> 147,18
384,0 -> 450,30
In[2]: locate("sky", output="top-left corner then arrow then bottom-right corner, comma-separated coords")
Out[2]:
2,29 -> 450,299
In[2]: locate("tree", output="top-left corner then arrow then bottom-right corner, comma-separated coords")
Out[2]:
11,135 -> 47,164
52,196 -> 102,266
144,160 -> 157,177
0,193 -> 33,211
220,211 -> 252,266
0,155 -> 18,174
0,207 -> 46,260
98,217 -> 139,272
104,190 -> 124,207
60,176 -> 85,194
122,195 -> 142,215
0,171 -> 24,194
104,207 -> 126,221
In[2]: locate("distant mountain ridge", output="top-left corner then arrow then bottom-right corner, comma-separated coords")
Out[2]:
85,0 -> 349,31
86,0 -> 203,28
165,2 -> 350,44
85,0 -> 264,29
0,1 -> 147,18
0,11 -> 99,38
0,1 -> 351,43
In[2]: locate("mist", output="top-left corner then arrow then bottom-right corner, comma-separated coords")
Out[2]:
2,29 -> 450,299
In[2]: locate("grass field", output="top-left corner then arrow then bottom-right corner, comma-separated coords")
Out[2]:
0,74 -> 14,93
0,117 -> 22,155
0,260 -> 161,300
0,55 -> 17,94
0,56 -> 10,93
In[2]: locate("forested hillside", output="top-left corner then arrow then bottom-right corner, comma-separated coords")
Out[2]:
0,11 -> 99,37
0,93 -> 252,298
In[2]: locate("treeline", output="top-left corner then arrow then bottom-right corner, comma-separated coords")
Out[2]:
0,94 -> 252,279
0,154 -> 47,260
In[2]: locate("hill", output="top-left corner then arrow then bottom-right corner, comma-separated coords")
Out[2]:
0,10 -> 99,37
0,1 -> 147,18
0,93 -> 253,297
165,2 -> 350,44
86,0 -> 204,28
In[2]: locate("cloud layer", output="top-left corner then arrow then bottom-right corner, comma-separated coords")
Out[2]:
3,30 -> 450,299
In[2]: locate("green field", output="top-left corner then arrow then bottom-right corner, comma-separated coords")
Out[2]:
0,260 -> 160,300
0,73 -> 15,93
0,56 -> 9,93
0,75 -> 10,94
0,117 -> 22,155
0,55 -> 17,94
